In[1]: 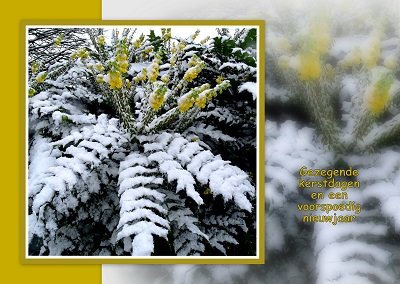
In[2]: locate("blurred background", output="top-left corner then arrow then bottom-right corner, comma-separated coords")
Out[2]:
103,0 -> 400,283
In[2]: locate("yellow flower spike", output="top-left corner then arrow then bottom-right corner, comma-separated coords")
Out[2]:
200,36 -> 210,45
309,23 -> 331,55
98,35 -> 105,46
54,33 -> 63,47
144,46 -> 154,54
125,79 -> 131,89
108,71 -> 123,90
195,96 -> 207,109
95,63 -> 105,72
134,68 -> 147,82
365,75 -> 394,116
76,48 -> 89,59
216,75 -> 224,84
118,61 -> 129,73
28,88 -> 36,97
116,53 -> 128,62
188,55 -> 199,67
363,36 -> 381,69
96,74 -> 104,83
170,56 -> 177,66
161,74 -> 170,83
149,83 -> 167,110
298,52 -> 321,81
178,42 -> 186,51
31,61 -> 40,74
178,97 -> 194,112
191,30 -> 200,41
35,72 -> 47,83
54,38 -> 61,46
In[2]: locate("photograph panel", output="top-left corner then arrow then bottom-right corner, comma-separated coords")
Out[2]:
25,22 -> 264,262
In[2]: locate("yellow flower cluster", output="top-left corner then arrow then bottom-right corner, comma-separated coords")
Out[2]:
195,89 -> 216,109
162,28 -> 172,42
170,56 -> 177,66
28,88 -> 36,97
133,34 -> 145,49
149,83 -> 168,110
95,63 -> 105,72
363,36 -> 381,69
54,33 -> 63,47
134,68 -> 147,82
97,35 -> 105,46
144,46 -> 154,54
178,95 -> 195,112
309,23 -> 331,55
365,75 -> 394,116
35,72 -> 47,83
96,74 -> 104,83
340,48 -> 363,69
178,84 -> 209,112
183,66 -> 203,82
183,55 -> 205,82
147,58 -> 160,82
188,54 -> 201,67
161,74 -> 170,83
31,61 -> 40,74
116,52 -> 129,73
298,52 -> 321,81
215,75 -> 224,84
125,79 -> 131,89
71,48 -> 89,60
190,30 -> 200,41
214,80 -> 231,94
200,36 -> 210,45
108,71 -> 123,90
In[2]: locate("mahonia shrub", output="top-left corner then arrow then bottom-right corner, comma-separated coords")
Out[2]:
27,27 -> 258,256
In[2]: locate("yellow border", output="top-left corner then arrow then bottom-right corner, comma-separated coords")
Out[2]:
22,20 -> 265,265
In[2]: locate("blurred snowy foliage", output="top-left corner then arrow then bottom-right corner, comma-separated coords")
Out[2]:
28,27 -> 258,256
103,0 -> 400,283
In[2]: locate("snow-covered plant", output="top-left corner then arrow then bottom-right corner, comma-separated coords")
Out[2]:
27,27 -> 258,256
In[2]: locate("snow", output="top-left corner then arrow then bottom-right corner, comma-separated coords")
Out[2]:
116,220 -> 169,244
238,81 -> 257,100
118,208 -> 169,230
128,62 -> 151,75
131,232 -> 154,256
32,186 -> 55,213
119,176 -> 164,195
219,62 -> 256,74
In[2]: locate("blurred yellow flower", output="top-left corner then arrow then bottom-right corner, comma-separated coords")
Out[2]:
363,37 -> 381,69
298,53 -> 321,81
365,75 -> 393,116
310,23 -> 331,55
